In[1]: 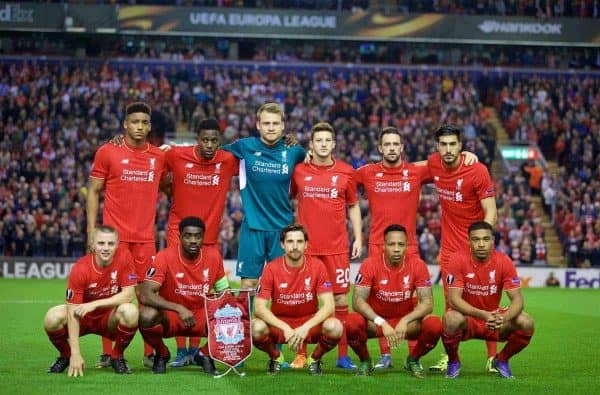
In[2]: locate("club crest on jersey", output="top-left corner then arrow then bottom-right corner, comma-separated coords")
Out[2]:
281,151 -> 287,161
215,162 -> 222,173
331,175 -> 338,187
304,276 -> 311,291
403,275 -> 410,288
203,268 -> 210,282
111,271 -> 117,281
149,158 -> 156,170
489,270 -> 496,283
146,267 -> 156,278
214,304 -> 244,345
402,169 -> 409,178
456,178 -> 463,190
66,288 -> 73,301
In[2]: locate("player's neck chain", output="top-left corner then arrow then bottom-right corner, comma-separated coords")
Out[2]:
178,247 -> 203,267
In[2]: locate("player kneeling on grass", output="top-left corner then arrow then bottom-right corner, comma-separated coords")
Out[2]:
346,224 -> 442,377
252,223 -> 343,376
443,221 -> 535,379
138,216 -> 229,375
44,225 -> 138,376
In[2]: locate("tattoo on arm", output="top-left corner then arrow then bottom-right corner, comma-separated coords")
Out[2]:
417,287 -> 433,302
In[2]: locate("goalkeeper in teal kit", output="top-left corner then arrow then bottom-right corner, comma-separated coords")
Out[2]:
222,102 -> 305,293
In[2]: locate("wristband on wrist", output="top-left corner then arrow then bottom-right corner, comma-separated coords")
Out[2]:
374,316 -> 386,327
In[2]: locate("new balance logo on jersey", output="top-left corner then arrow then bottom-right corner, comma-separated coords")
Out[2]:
149,158 -> 156,170
121,159 -> 129,165
434,176 -> 440,181
253,152 -> 262,156
176,272 -> 184,279
304,176 -> 313,181
88,283 -> 97,288
185,163 -> 194,168
380,279 -> 388,285
376,173 -> 383,177
466,273 -> 475,279
279,283 -> 288,289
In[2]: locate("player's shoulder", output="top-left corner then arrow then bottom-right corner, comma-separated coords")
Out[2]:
491,250 -> 514,266
147,143 -> 166,158
406,252 -> 427,267
334,160 -> 355,174
215,149 -> 238,163
356,162 -> 377,175
94,142 -> 119,156
71,253 -> 93,272
358,255 -> 377,270
154,245 -> 176,263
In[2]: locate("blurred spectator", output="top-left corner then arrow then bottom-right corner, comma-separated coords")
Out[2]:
545,272 -> 560,287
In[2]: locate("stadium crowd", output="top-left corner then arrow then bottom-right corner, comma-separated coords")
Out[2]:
0,59 -> 497,261
497,74 -> 600,266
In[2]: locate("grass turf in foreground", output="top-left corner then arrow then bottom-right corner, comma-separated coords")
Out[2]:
0,279 -> 599,395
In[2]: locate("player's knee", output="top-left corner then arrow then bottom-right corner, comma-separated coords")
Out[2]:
322,317 -> 343,338
517,312 -> 534,332
117,303 -> 139,326
252,318 -> 269,337
139,306 -> 160,328
442,311 -> 464,331
44,305 -> 67,330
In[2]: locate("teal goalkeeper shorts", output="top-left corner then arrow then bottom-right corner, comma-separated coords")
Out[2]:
236,220 -> 284,279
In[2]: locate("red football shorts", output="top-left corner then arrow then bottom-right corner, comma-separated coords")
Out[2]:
78,308 -> 116,338
120,241 -> 156,282
462,307 -> 509,342
266,316 -> 324,344
309,253 -> 349,295
162,309 -> 208,338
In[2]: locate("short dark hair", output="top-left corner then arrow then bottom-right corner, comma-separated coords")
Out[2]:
468,221 -> 494,235
125,102 -> 151,116
280,223 -> 309,242
434,124 -> 462,142
383,224 -> 407,238
378,127 -> 401,145
311,122 -> 335,140
179,216 -> 206,233
196,118 -> 221,135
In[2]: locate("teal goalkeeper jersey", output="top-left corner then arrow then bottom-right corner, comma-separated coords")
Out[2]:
222,137 -> 306,231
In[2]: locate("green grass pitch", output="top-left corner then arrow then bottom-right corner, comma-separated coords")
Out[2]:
0,279 -> 599,395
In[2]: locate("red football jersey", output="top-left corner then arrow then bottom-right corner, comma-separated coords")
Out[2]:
144,245 -> 226,310
256,256 -> 333,319
427,152 -> 495,259
66,247 -> 137,317
90,141 -> 166,242
354,253 -> 431,319
356,162 -> 431,250
165,147 -> 239,245
291,160 -> 358,255
445,250 -> 521,312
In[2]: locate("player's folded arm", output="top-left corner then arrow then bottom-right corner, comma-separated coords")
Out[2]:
502,287 -> 524,321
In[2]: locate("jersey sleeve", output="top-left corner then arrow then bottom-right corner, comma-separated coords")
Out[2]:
144,252 -> 167,285
354,258 -> 375,288
355,166 -> 365,186
89,145 -> 110,179
117,249 -> 138,287
256,264 -> 274,300
211,250 -> 228,291
418,163 -> 433,185
414,258 -> 433,288
501,254 -> 521,290
315,259 -> 333,294
66,263 -> 87,304
290,172 -> 299,199
426,152 -> 440,169
164,149 -> 175,173
445,253 -> 465,289
292,146 -> 307,164
221,140 -> 244,159
225,152 -> 240,176
345,170 -> 359,206
473,165 -> 496,200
